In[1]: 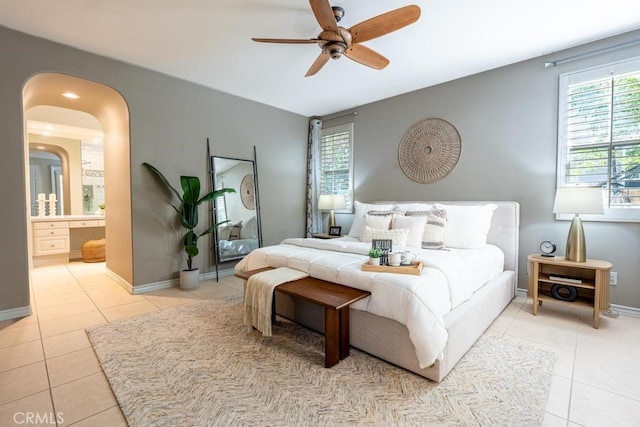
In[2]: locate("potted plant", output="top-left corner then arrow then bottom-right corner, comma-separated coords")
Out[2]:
368,248 -> 382,266
143,162 -> 235,290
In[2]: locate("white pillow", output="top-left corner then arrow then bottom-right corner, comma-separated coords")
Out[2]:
364,213 -> 393,232
360,226 -> 409,247
393,203 -> 434,213
391,215 -> 426,249
239,216 -> 257,239
436,204 -> 497,249
348,201 -> 395,238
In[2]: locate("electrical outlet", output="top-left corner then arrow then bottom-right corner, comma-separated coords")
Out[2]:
610,271 -> 618,286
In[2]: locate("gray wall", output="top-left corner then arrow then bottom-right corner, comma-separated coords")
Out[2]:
0,25 -> 308,312
326,30 -> 640,309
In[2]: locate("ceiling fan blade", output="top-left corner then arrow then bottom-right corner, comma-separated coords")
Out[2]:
344,44 -> 389,70
305,52 -> 330,77
252,38 -> 318,44
349,5 -> 421,43
309,0 -> 339,33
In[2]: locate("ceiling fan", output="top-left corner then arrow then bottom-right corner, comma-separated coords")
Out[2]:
252,0 -> 421,77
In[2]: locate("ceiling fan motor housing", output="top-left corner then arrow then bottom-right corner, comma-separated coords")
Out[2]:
324,41 -> 347,59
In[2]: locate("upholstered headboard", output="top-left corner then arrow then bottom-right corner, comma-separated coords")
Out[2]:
371,201 -> 520,274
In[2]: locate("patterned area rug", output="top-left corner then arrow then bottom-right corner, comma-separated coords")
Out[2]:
87,299 -> 555,426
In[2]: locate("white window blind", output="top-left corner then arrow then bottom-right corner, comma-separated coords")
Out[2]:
320,123 -> 353,211
215,182 -> 228,224
558,57 -> 640,222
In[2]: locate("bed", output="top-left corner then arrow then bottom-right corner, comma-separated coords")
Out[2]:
218,216 -> 259,261
235,201 -> 519,382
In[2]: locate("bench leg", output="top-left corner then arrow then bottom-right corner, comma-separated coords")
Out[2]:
339,307 -> 350,360
324,307 -> 339,368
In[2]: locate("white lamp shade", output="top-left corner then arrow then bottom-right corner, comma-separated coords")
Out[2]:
318,194 -> 346,211
553,186 -> 604,215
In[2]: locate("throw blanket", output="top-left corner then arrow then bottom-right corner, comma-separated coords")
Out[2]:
244,267 -> 309,336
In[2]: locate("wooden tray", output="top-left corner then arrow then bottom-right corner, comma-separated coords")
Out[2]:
361,261 -> 423,275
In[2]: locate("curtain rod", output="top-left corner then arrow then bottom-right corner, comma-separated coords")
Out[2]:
544,39 -> 640,68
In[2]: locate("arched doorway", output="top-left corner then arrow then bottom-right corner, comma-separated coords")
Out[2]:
22,73 -> 133,286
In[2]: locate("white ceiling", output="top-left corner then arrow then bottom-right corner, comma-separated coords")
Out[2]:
2,0 -> 640,117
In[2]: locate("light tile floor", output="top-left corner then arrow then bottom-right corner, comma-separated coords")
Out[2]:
0,262 -> 638,426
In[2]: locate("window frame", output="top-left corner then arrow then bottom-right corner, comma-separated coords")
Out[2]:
320,122 -> 354,213
556,56 -> 640,223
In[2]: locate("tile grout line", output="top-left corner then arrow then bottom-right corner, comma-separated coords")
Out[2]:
30,269 -> 61,427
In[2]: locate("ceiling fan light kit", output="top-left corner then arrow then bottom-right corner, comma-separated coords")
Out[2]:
252,0 -> 421,76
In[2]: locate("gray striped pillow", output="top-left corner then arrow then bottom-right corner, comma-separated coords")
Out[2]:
406,209 -> 447,249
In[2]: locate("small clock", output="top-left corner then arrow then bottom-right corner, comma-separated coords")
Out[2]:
540,241 -> 556,257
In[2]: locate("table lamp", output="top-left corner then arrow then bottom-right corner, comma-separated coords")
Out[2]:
318,194 -> 346,228
553,186 -> 604,262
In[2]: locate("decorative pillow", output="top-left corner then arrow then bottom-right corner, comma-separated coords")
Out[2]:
406,209 -> 447,249
218,220 -> 242,241
435,204 -> 497,249
348,201 -> 395,238
391,215 -> 426,249
217,225 -> 232,241
360,226 -> 409,247
364,213 -> 393,233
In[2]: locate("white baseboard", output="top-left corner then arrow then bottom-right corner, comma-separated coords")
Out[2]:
126,268 -> 237,295
515,288 -> 639,318
202,268 -> 236,281
609,303 -> 640,318
0,305 -> 33,322
105,268 -> 137,294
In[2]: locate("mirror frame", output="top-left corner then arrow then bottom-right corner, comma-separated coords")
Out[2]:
211,156 -> 262,263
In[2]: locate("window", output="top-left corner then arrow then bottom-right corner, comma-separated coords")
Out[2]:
215,183 -> 228,223
558,57 -> 640,222
320,123 -> 354,211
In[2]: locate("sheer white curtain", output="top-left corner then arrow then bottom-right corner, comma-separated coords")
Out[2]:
305,119 -> 323,236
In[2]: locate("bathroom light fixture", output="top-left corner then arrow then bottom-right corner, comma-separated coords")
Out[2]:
61,92 -> 80,99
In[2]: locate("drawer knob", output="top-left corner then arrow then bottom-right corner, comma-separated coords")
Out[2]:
50,224 -> 54,227
50,231 -> 54,235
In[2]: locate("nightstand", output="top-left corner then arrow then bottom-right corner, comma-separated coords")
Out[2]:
311,233 -> 341,239
527,255 -> 612,328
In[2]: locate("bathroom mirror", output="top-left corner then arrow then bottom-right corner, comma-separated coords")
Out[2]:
26,106 -> 105,217
28,149 -> 64,216
212,156 -> 262,262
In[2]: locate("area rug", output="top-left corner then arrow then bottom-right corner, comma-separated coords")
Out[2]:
87,299 -> 555,426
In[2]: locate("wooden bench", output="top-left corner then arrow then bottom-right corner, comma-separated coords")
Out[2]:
235,267 -> 371,368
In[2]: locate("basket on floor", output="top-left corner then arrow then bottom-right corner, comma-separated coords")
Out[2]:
81,238 -> 106,263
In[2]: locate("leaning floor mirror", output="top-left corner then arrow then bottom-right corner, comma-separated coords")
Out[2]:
211,156 -> 262,263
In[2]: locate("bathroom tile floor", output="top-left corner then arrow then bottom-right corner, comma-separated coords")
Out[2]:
1,262 -> 639,426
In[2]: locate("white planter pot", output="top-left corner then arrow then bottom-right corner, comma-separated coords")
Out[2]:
369,257 -> 380,266
179,268 -> 200,290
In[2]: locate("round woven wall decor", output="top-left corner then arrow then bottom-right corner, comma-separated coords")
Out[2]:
240,174 -> 255,210
398,118 -> 461,183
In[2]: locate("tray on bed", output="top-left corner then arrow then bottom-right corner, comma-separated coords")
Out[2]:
361,261 -> 423,275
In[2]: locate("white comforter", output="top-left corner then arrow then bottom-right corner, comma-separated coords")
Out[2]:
235,237 -> 504,368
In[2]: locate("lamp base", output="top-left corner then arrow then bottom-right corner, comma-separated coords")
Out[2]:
565,214 -> 586,262
328,210 -> 336,227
